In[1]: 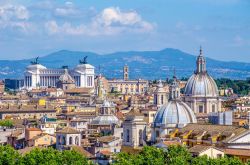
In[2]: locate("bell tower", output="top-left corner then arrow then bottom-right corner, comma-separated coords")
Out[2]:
154,80 -> 168,108
123,65 -> 129,81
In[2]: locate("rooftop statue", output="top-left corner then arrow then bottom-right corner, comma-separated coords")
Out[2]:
79,56 -> 88,64
30,56 -> 39,65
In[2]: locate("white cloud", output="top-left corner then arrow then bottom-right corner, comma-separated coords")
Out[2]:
97,7 -> 141,26
54,1 -> 80,17
0,4 -> 29,20
45,20 -> 59,34
45,7 -> 155,36
0,4 -> 31,32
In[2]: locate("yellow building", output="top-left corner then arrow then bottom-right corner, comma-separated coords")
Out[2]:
28,134 -> 56,147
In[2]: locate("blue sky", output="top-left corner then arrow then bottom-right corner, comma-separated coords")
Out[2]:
0,0 -> 250,62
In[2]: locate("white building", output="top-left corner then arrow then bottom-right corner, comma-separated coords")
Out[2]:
24,57 -> 95,89
56,127 -> 81,150
122,114 -> 147,148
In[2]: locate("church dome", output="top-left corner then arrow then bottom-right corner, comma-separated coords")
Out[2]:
153,100 -> 197,128
184,73 -> 218,97
184,47 -> 218,97
91,115 -> 119,125
102,100 -> 116,108
59,69 -> 75,83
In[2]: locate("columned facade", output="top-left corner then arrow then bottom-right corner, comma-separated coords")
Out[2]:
24,60 -> 94,89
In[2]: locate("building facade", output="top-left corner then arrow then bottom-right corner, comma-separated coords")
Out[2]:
108,65 -> 148,94
24,57 -> 94,89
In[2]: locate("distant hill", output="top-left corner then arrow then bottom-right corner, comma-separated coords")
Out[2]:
0,48 -> 250,80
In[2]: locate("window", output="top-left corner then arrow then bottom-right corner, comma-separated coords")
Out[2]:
139,130 -> 143,146
217,154 -> 222,158
75,136 -> 79,145
62,136 -> 66,145
69,137 -> 73,145
87,76 -> 93,86
161,95 -> 164,104
156,130 -> 160,137
126,129 -> 130,142
199,105 -> 203,113
212,105 -> 216,112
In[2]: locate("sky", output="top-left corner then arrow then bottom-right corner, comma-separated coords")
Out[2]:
0,0 -> 250,62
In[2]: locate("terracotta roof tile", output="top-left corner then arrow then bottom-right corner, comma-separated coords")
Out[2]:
56,127 -> 79,134
225,149 -> 250,157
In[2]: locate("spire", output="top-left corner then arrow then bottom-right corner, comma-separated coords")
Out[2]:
196,46 -> 206,74
199,45 -> 202,56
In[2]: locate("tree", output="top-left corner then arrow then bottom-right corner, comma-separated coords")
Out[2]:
113,146 -> 167,165
0,120 -> 13,127
60,150 -> 89,165
21,147 -> 90,165
166,145 -> 192,165
22,148 -> 61,165
192,155 -> 244,165
0,145 -> 21,165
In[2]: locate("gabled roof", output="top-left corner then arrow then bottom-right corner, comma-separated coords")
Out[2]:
71,146 -> 94,158
56,127 -> 79,134
97,136 -> 119,143
188,145 -> 224,154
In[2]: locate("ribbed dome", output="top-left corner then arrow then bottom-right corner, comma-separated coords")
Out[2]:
153,100 -> 197,127
184,72 -> 218,97
59,69 -> 75,83
102,100 -> 116,108
91,115 -> 119,125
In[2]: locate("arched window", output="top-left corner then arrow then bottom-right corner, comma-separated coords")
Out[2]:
212,105 -> 216,112
126,129 -> 130,142
57,136 -> 61,145
69,136 -> 73,145
62,136 -> 66,145
156,130 -> 160,137
75,136 -> 79,145
139,129 -> 143,146
199,105 -> 203,113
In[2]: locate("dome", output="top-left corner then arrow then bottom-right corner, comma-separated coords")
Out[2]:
58,69 -> 75,83
184,72 -> 218,97
184,47 -> 218,97
90,115 -> 119,125
153,100 -> 197,128
26,64 -> 47,70
102,100 -> 116,108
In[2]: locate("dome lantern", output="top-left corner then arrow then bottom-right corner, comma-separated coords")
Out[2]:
196,46 -> 206,74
